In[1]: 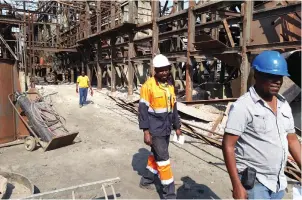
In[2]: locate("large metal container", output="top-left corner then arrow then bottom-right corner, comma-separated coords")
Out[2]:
0,59 -> 15,144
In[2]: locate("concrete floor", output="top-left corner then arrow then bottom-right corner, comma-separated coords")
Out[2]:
0,84 -> 297,199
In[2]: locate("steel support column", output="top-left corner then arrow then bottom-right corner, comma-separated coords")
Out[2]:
185,0 -> 196,101
127,0 -> 136,95
111,37 -> 117,92
151,0 -> 160,76
97,1 -> 101,33
111,1 -> 116,29
96,41 -> 103,89
240,1 -> 253,95
128,33 -> 135,95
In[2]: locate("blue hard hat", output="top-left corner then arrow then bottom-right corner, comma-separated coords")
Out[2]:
252,50 -> 290,76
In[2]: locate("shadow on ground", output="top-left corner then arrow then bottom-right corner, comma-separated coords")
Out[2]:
132,148 -> 150,176
131,148 -> 163,198
132,149 -> 220,199
85,100 -> 94,105
177,176 -> 220,199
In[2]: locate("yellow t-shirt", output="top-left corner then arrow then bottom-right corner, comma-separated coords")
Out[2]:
77,75 -> 89,88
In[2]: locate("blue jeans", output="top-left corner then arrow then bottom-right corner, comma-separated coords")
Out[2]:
79,88 -> 88,105
239,174 -> 285,199
246,182 -> 285,199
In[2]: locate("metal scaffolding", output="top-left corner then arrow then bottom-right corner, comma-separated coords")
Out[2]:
0,0 -> 301,99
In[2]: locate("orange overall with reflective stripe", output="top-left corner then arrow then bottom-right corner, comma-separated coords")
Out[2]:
139,77 -> 180,197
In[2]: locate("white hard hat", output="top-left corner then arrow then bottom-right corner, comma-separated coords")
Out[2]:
153,54 -> 170,68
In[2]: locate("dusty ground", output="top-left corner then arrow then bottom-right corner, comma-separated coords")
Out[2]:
0,84 -> 297,199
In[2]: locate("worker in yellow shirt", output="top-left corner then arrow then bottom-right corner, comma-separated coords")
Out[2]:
76,70 -> 93,108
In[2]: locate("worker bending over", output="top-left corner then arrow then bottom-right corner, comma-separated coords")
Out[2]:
76,70 -> 93,108
223,50 -> 301,199
138,54 -> 181,199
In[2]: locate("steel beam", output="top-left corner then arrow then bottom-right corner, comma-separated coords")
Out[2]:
151,0 -> 160,76
128,32 -> 135,95
186,0 -> 196,102
0,34 -> 18,60
247,41 -> 302,52
194,2 -> 301,30
111,1 -> 116,29
156,1 -> 242,25
111,37 -> 117,92
193,1 -> 242,12
96,41 -> 103,89
26,47 -> 78,52
240,1 -> 253,95
222,19 -> 235,47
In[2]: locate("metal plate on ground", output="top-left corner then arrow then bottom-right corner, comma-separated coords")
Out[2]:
44,132 -> 79,151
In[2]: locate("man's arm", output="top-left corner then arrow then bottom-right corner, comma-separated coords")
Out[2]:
288,133 -> 301,169
223,134 -> 247,199
138,84 -> 152,145
76,77 -> 79,93
87,78 -> 93,95
223,102 -> 248,199
285,104 -> 301,169
172,102 -> 181,135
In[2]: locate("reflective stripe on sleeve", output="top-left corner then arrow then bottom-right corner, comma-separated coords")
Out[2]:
139,98 -> 150,107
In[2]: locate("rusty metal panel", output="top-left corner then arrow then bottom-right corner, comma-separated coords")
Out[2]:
251,1 -> 301,45
13,66 -> 30,138
0,59 -> 16,144
194,40 -> 227,50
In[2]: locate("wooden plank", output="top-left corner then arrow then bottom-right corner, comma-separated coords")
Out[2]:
222,19 -> 235,47
177,102 -> 218,122
210,113 -> 224,135
220,102 -> 233,130
181,119 -> 224,136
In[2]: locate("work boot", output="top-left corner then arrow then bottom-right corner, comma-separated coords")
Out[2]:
139,177 -> 155,190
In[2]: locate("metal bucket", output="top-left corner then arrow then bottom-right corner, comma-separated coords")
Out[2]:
0,171 -> 34,199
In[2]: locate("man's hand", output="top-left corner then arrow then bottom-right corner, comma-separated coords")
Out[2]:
144,130 -> 152,146
176,129 -> 182,136
76,88 -> 79,93
90,89 -> 93,96
233,184 -> 247,199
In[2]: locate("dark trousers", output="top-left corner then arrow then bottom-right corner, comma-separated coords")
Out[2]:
141,135 -> 176,199
79,88 -> 88,105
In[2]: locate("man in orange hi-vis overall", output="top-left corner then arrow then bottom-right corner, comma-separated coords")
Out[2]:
138,54 -> 182,199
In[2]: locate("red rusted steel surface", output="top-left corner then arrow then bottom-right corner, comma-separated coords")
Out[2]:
0,60 -> 16,144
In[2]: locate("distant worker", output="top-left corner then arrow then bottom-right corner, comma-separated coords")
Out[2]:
76,70 -> 93,108
138,54 -> 182,199
222,50 -> 301,199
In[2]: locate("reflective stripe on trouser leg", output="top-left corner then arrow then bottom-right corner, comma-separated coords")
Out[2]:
157,159 -> 174,185
146,155 -> 158,174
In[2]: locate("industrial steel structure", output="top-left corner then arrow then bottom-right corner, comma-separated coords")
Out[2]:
0,0 -> 301,101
